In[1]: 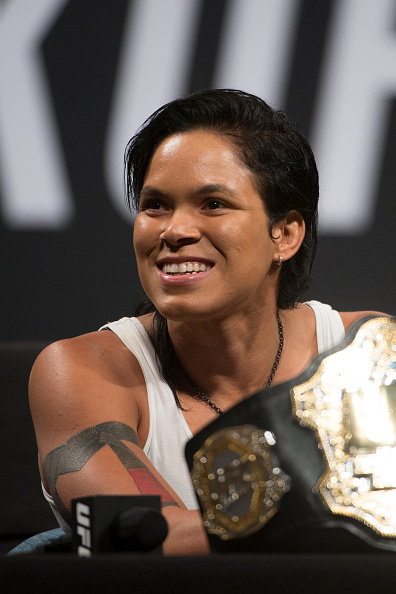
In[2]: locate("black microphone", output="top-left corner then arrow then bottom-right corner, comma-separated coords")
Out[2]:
72,495 -> 168,556
113,506 -> 168,552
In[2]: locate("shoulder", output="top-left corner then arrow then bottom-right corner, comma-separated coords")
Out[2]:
29,330 -> 147,447
338,310 -> 390,331
30,329 -> 143,390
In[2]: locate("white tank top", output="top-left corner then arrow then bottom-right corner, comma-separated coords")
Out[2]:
306,300 -> 345,352
43,300 -> 345,527
101,316 -> 197,509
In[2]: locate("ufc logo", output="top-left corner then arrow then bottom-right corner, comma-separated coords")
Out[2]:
76,501 -> 91,558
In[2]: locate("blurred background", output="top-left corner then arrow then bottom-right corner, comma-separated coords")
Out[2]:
1,0 -> 395,342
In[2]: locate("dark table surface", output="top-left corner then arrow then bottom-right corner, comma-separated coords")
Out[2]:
2,553 -> 396,593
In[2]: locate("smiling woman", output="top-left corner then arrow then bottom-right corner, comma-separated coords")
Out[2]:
28,89 -> 386,555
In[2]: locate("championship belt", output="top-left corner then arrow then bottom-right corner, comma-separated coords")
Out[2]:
185,316 -> 396,553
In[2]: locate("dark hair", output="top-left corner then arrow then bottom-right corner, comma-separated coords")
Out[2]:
126,88 -> 319,310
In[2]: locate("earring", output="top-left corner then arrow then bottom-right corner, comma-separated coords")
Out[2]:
277,255 -> 283,266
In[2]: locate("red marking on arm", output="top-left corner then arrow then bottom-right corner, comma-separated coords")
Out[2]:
129,469 -> 177,503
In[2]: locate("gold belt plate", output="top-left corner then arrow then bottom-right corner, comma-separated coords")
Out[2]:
292,317 -> 396,536
191,425 -> 290,540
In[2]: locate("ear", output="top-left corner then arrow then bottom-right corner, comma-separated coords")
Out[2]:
271,210 -> 305,264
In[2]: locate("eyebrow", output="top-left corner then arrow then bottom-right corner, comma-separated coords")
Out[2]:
140,183 -> 238,199
139,186 -> 167,199
193,183 -> 238,197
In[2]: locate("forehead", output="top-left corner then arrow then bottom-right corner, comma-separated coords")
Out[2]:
141,131 -> 268,214
145,130 -> 252,184
153,130 -> 240,159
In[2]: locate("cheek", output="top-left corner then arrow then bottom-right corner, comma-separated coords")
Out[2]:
217,219 -> 268,255
133,217 -> 153,258
213,220 -> 247,249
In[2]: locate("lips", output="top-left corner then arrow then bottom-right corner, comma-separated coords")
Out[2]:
161,261 -> 212,275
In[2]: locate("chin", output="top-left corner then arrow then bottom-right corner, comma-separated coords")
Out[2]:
153,296 -> 217,323
156,305 -> 207,323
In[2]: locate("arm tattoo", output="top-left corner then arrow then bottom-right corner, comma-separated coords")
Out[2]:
44,421 -> 180,525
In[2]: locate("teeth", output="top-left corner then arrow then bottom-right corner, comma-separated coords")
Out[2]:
162,261 -> 212,275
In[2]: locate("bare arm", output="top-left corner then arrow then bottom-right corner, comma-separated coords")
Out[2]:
29,334 -> 209,555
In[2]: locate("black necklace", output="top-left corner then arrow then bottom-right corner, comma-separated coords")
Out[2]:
191,311 -> 284,415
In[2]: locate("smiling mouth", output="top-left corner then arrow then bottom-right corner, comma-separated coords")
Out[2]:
161,261 -> 213,275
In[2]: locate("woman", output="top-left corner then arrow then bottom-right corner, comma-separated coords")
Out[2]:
29,89 -> 382,555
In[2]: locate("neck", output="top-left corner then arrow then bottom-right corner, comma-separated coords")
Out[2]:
167,305 -> 283,404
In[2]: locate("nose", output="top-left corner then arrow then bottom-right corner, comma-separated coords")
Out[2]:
159,208 -> 201,247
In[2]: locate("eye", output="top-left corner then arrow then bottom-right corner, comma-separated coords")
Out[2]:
204,198 -> 227,211
139,198 -> 166,212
